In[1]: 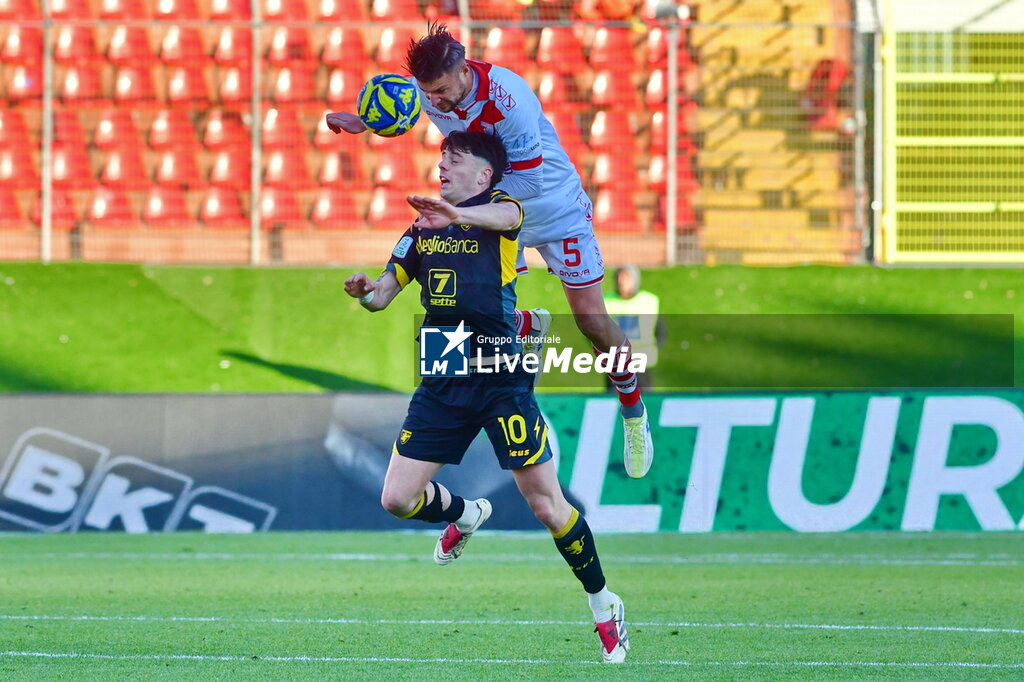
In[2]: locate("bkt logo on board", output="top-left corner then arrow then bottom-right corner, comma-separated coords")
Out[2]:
0,428 -> 277,533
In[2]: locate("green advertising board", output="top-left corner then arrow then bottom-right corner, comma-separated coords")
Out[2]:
540,392 -> 1024,533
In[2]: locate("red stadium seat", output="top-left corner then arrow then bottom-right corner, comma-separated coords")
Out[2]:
367,186 -> 417,229
590,151 -> 638,189
373,150 -> 420,188
588,110 -> 632,152
53,25 -> 98,64
208,0 -> 251,20
0,109 -> 31,149
99,0 -> 148,20
94,109 -> 140,149
154,147 -> 204,188
593,189 -> 641,232
51,142 -> 95,188
536,70 -> 576,112
54,110 -> 87,148
143,186 -> 191,227
535,27 -> 585,74
267,26 -> 314,66
0,0 -> 40,19
5,64 -> 42,104
262,108 -> 305,149
545,111 -> 584,156
310,187 -> 358,229
106,26 -> 154,65
370,0 -> 420,20
588,27 -> 635,72
100,148 -> 147,188
591,69 -> 638,109
32,189 -> 79,230
167,66 -> 211,107
654,194 -> 697,232
213,27 -> 252,66
49,0 -> 88,17
318,150 -> 368,188
321,27 -> 368,68
317,0 -> 366,20
208,148 -> 251,189
160,26 -> 206,65
325,69 -> 363,108
647,153 -> 699,194
645,69 -> 667,107
2,26 -> 42,64
203,110 -> 249,150
421,121 -> 444,151
263,148 -> 313,188
483,27 -> 530,72
113,66 -> 157,104
60,65 -> 106,104
648,107 -> 696,153
150,109 -> 196,150
217,67 -> 252,107
270,66 -> 316,105
200,187 -> 247,229
375,27 -> 417,75
0,188 -> 27,228
259,186 -> 306,229
0,147 -> 39,188
263,0 -> 308,21
153,0 -> 203,20
88,187 -> 136,228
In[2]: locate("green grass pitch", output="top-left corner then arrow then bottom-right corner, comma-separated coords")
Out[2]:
1,531 -> 1021,679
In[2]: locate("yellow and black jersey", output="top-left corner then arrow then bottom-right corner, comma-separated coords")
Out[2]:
386,188 -> 524,356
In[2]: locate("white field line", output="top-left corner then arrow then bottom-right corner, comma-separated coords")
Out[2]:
1,614 -> 1022,636
1,551 -> 1020,567
0,651 -> 1021,669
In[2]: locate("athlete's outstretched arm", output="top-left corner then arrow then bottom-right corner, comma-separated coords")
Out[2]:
407,195 -> 522,232
344,271 -> 401,311
325,111 -> 368,135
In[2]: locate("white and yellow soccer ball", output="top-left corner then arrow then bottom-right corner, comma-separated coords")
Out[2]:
357,73 -> 422,137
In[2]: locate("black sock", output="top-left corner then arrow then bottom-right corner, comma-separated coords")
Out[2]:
402,481 -> 465,524
551,507 -> 606,594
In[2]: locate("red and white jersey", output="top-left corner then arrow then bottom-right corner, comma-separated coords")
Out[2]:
414,60 -> 593,247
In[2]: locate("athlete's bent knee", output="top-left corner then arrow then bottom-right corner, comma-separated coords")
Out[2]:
380,486 -> 420,518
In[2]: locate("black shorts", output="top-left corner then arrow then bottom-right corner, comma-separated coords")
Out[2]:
394,371 -> 551,470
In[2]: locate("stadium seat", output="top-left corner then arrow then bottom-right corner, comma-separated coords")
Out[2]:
654,194 -> 697,232
544,111 -> 586,164
213,27 -> 253,66
51,142 -> 95,188
260,186 -> 306,229
321,27 -> 368,68
590,151 -> 638,189
54,106 -> 88,148
370,0 -> 420,20
5,64 -> 43,103
648,108 -> 696,153
270,66 -> 316,105
645,69 -> 667,107
317,0 -> 366,19
483,27 -> 530,72
153,0 -> 203,20
263,0 -> 308,21
143,185 -> 191,227
318,150 -> 368,188
375,27 -> 418,74
536,70 -> 577,112
325,69 -> 363,108
2,26 -> 42,64
202,110 -> 249,150
49,0 -> 88,16
591,69 -> 638,109
367,186 -> 416,229
310,187 -> 359,229
94,109 -> 140,149
99,0 -> 149,20
588,27 -> 635,72
217,67 -> 252,107
160,26 -> 206,65
0,109 -> 31,149
262,108 -> 305,149
155,147 -> 203,187
647,153 -> 699,193
60,65 -> 106,104
113,66 -> 157,104
100,148 -> 147,188
0,147 -> 39,188
803,58 -> 850,131
166,66 -> 211,107
588,110 -> 632,152
421,121 -> 444,151
267,26 -> 314,66
208,0 -> 251,20
645,26 -> 692,68
0,0 -> 40,19
200,187 -> 247,229
88,186 -> 136,228
263,148 -> 313,188
53,25 -> 99,64
106,26 -> 154,65
535,27 -> 586,74
149,109 -> 199,152
208,148 -> 251,188
32,188 -> 79,229
593,189 -> 641,232
0,188 -> 27,228
373,150 -> 420,188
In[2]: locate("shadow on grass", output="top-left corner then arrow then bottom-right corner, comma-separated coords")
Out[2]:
223,351 -> 395,392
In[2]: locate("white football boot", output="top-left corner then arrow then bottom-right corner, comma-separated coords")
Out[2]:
594,595 -> 629,664
622,403 -> 654,478
434,498 -> 492,566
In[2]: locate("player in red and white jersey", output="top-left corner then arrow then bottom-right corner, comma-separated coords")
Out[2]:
327,23 -> 653,480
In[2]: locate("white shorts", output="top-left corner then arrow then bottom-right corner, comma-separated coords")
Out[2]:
516,231 -> 605,289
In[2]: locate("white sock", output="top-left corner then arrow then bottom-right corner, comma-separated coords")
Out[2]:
587,587 -> 618,622
455,500 -> 481,531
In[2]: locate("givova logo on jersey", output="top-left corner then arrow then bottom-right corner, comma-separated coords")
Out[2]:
0,428 -> 277,533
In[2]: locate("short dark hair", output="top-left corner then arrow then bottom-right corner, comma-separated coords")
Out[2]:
405,21 -> 465,82
441,131 -> 508,188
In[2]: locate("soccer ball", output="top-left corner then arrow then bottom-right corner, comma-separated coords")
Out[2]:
357,74 -> 421,137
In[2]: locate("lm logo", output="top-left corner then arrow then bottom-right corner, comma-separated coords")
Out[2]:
0,428 -> 277,533
420,321 -> 472,377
